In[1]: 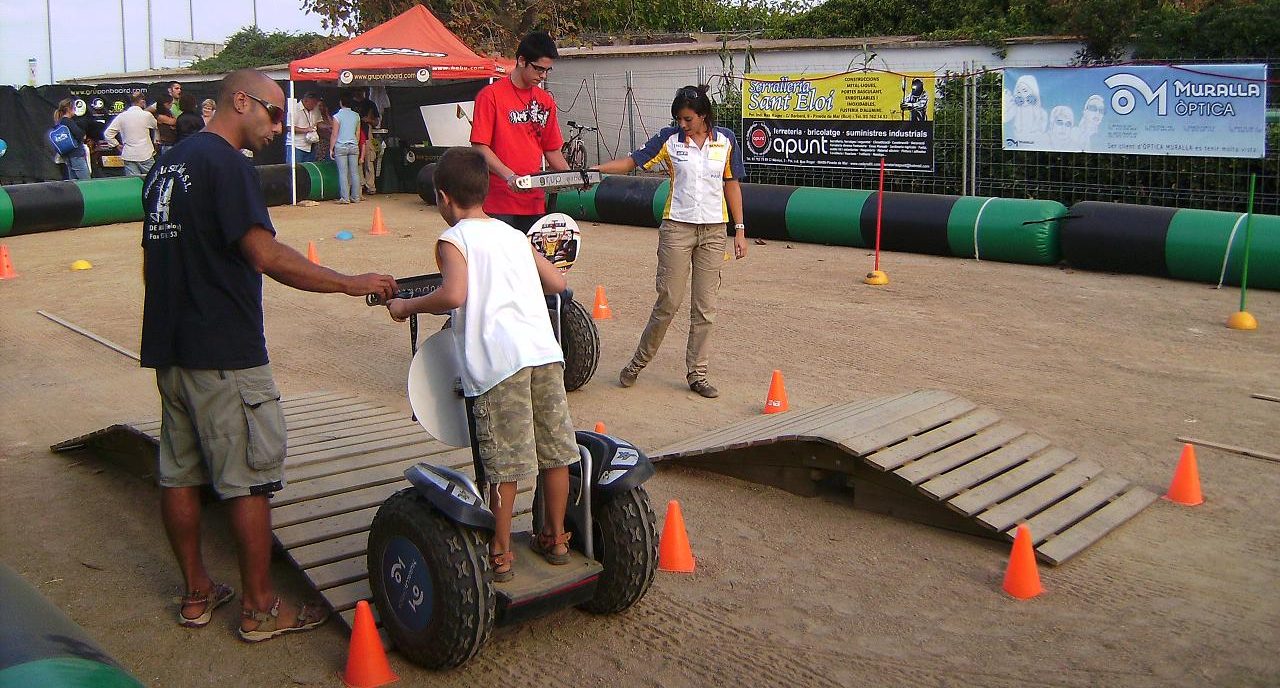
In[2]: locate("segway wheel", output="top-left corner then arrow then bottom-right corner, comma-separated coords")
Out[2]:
561,298 -> 599,392
579,486 -> 659,614
367,488 -> 495,669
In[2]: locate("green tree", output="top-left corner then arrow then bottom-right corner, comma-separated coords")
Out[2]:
191,27 -> 341,73
1133,0 -> 1280,59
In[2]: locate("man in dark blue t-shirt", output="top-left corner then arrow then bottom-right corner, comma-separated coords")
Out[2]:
141,68 -> 396,642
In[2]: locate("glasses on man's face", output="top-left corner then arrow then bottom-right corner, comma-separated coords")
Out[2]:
527,62 -> 552,75
240,91 -> 285,125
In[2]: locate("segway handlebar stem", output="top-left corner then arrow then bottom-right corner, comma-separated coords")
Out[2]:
404,463 -> 496,532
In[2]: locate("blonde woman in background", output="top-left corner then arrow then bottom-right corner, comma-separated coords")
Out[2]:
200,99 -> 216,127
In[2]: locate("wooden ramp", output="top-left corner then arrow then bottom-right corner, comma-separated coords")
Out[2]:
52,391 -> 539,631
653,389 -> 1157,565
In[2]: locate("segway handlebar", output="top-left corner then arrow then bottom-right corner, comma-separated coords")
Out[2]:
514,170 -> 602,191
366,272 -> 444,306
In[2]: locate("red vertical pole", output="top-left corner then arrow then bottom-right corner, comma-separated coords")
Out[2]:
874,157 -> 885,272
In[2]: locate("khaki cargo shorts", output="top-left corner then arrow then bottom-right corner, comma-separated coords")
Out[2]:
155,364 -> 287,499
471,363 -> 579,484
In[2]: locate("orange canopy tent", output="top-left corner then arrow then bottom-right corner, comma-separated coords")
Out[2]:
288,5 -> 512,84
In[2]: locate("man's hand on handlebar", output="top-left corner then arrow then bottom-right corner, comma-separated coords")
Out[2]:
345,273 -> 398,302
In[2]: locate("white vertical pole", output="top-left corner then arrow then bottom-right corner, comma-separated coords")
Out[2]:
961,62 -> 968,197
289,80 -> 297,205
120,0 -> 128,73
45,0 -> 54,83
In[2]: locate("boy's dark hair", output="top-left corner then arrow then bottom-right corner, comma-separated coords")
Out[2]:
516,31 -> 559,62
433,147 -> 489,209
339,93 -> 353,108
671,84 -> 715,131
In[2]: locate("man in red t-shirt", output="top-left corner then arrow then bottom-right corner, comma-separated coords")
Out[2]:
470,31 -> 571,232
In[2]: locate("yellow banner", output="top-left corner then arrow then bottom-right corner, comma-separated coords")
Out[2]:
742,72 -> 935,122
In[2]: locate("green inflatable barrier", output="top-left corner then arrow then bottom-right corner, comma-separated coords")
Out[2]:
785,187 -> 871,247
946,197 -> 1066,265
77,177 -> 144,228
552,184 -> 600,222
0,187 -> 13,237
302,161 -> 339,201
1166,208 -> 1280,290
652,180 -> 671,225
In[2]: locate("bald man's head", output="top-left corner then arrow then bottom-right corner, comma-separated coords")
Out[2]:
217,69 -> 280,109
209,68 -> 285,153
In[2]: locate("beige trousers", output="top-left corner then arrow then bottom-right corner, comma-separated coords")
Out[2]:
630,219 -> 726,383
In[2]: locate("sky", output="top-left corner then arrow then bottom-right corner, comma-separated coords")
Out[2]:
0,0 -> 330,86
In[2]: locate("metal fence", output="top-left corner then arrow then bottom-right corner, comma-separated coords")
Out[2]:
549,58 -> 1279,215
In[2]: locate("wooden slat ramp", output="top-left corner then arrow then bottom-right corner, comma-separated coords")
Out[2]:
653,389 -> 1156,565
52,391 -> 540,633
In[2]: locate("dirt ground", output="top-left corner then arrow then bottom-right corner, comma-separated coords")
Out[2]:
2,192 -> 1278,687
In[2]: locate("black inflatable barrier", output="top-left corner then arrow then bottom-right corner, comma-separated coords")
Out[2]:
594,175 -> 665,228
0,564 -> 142,687
861,192 -> 959,256
416,162 -> 438,205
257,163 -> 310,208
1062,201 -> 1178,276
742,184 -> 798,241
5,181 -> 85,237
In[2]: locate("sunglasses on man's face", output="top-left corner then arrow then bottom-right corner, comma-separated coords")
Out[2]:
240,91 -> 285,124
526,62 -> 552,75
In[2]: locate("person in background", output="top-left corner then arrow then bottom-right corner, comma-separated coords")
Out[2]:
470,31 -> 572,232
104,90 -> 158,177
174,93 -> 204,144
350,89 -> 381,195
595,85 -> 748,399
313,99 -> 332,162
329,93 -> 363,204
200,99 -> 217,127
141,67 -> 396,641
53,98 -> 90,180
153,92 -> 178,156
288,92 -> 321,164
167,81 -> 184,114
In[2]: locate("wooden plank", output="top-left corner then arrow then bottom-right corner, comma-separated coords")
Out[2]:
1014,473 -> 1129,543
287,532 -> 369,569
655,403 -> 846,458
284,401 -> 389,425
284,408 -> 402,433
276,506 -> 382,549
303,555 -> 369,590
322,579 -> 373,613
287,443 -> 465,483
287,425 -> 424,458
839,396 -> 977,455
287,431 -> 434,468
1251,393 -> 1280,403
1176,436 -> 1280,465
279,393 -> 361,413
919,434 -> 1052,501
863,409 -> 1002,471
286,417 -> 418,445
271,459 -> 424,507
768,392 -> 921,441
783,390 -> 954,445
273,482 -> 409,528
975,458 -> 1102,531
1036,487 -> 1158,565
892,423 -> 1025,485
946,448 -> 1077,517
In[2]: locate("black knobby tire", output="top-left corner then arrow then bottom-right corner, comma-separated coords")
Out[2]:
560,299 -> 599,392
579,486 -> 659,614
366,488 -> 495,670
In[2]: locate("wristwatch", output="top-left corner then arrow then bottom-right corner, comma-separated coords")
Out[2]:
733,223 -> 746,232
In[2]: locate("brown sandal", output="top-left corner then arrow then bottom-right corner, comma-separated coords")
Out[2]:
490,551 -> 514,582
532,531 -> 572,565
237,597 -> 330,643
176,582 -> 234,628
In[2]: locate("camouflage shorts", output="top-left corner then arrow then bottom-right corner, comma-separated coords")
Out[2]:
471,363 -> 579,484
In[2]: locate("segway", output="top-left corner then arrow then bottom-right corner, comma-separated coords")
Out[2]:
369,211 -> 599,391
364,208 -> 658,670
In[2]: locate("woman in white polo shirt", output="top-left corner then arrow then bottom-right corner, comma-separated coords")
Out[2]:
595,85 -> 748,398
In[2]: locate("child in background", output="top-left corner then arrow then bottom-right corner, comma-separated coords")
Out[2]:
385,147 -> 578,581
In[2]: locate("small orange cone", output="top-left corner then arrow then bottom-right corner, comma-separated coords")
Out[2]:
1164,443 -> 1204,506
594,421 -> 607,434
340,600 -> 398,688
370,206 -> 388,236
0,244 -> 17,279
658,500 -> 695,573
763,369 -> 789,414
1002,523 -> 1044,600
307,241 -> 320,265
592,285 -> 612,319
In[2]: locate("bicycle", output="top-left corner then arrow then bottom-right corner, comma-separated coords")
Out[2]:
561,120 -> 597,170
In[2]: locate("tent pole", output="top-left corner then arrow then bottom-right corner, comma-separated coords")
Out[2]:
289,79 -> 297,205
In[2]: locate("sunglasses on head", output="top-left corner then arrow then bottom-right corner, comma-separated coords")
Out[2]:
240,91 -> 285,124
678,86 -> 702,99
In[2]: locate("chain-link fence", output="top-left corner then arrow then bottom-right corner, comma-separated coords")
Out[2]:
550,58 -> 1278,215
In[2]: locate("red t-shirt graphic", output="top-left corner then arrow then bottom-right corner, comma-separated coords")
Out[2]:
470,78 -> 564,216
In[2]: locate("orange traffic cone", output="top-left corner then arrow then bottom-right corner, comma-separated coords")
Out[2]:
763,369 -> 789,414
592,285 -> 612,319
0,244 -> 17,279
1002,523 -> 1044,600
658,500 -> 695,573
340,600 -> 398,688
594,421 -> 607,434
307,241 -> 320,265
370,206 -> 388,236
1164,443 -> 1204,506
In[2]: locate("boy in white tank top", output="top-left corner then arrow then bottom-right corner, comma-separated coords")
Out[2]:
386,148 -> 578,581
